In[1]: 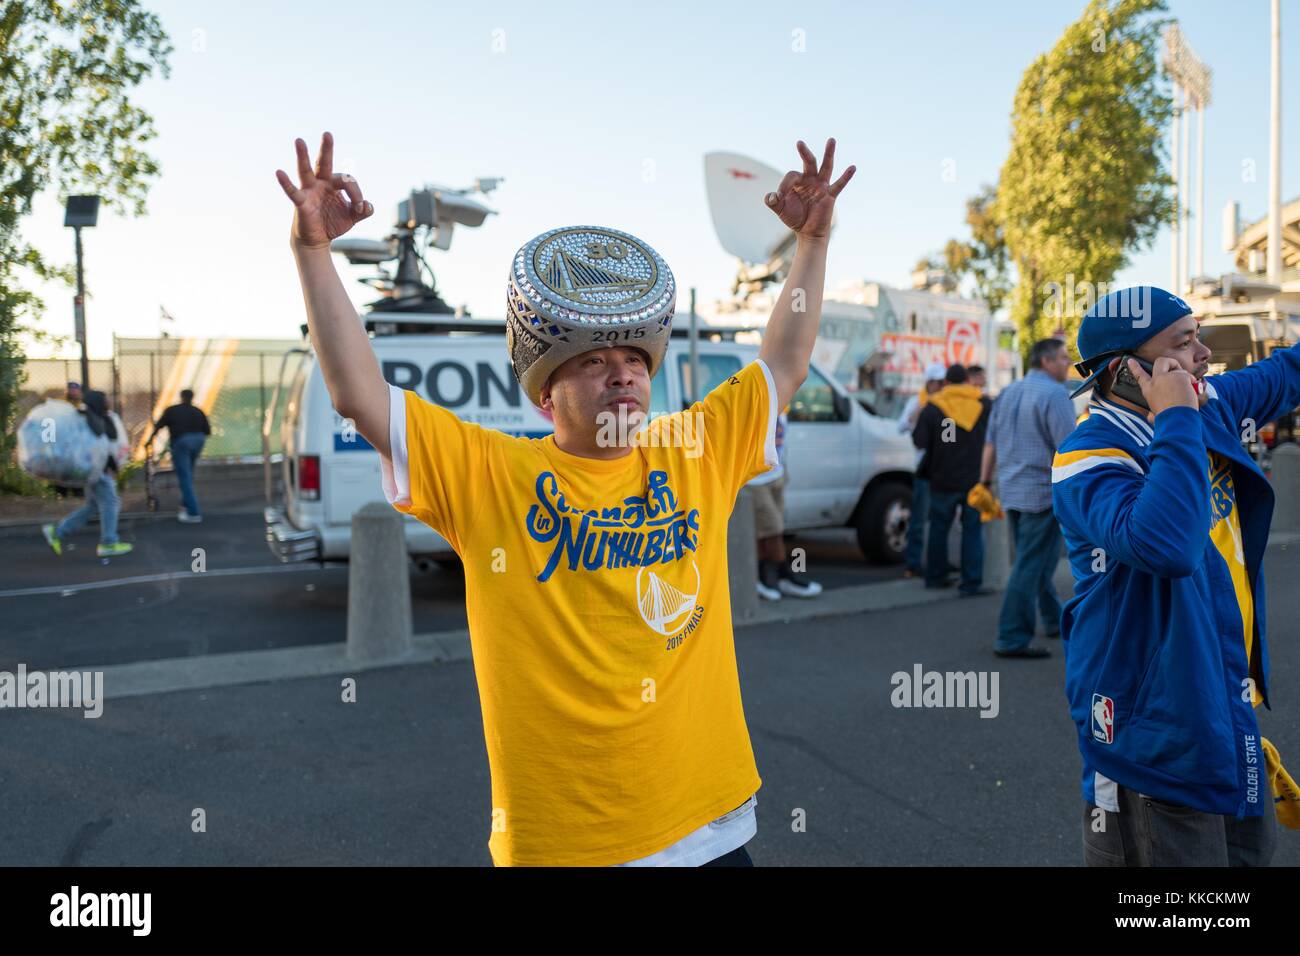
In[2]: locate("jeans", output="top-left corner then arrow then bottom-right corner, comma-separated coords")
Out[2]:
904,477 -> 930,572
995,508 -> 1064,652
56,472 -> 120,545
171,432 -> 206,516
1083,784 -> 1276,866
701,843 -> 753,867
926,489 -> 983,592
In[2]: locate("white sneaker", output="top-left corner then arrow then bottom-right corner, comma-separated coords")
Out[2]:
778,573 -> 823,598
178,510 -> 203,524
756,579 -> 782,601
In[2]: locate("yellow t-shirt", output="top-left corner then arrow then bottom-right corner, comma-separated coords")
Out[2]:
386,359 -> 777,865
1207,451 -> 1259,705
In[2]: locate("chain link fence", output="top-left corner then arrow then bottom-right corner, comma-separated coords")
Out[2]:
19,337 -> 303,464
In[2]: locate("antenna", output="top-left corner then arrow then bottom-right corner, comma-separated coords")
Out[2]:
330,178 -> 503,314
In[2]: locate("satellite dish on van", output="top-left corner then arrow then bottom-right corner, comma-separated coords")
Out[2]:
704,152 -> 792,264
704,151 -> 831,302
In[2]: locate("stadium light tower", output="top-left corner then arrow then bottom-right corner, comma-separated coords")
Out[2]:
1163,25 -> 1212,292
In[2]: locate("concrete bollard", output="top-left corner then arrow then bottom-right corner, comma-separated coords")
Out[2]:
728,488 -> 759,625
1270,442 -> 1300,536
982,515 -> 1012,592
347,502 -> 413,662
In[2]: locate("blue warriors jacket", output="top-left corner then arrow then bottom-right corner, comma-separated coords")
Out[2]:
1052,344 -> 1300,818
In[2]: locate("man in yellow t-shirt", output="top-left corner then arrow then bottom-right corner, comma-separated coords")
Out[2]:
278,130 -> 856,866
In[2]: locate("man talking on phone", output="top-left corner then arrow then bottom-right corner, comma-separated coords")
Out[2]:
1053,285 -> 1300,866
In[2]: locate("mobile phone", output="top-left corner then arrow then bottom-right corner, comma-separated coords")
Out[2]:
1110,353 -> 1154,409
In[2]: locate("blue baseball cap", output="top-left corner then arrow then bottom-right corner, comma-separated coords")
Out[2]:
1069,286 -> 1193,398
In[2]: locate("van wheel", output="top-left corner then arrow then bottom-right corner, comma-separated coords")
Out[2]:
854,483 -> 911,564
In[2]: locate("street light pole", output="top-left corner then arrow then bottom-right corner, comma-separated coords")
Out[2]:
63,195 -> 100,388
74,225 -> 88,388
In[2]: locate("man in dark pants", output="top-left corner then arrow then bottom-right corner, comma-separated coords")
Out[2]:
1056,286 -> 1300,866
148,388 -> 211,523
981,339 -> 1077,659
913,365 -> 992,596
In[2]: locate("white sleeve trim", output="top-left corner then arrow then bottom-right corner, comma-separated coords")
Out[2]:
378,384 -> 411,507
755,358 -> 780,471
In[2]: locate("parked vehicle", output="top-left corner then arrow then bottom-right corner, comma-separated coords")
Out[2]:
263,316 -> 917,565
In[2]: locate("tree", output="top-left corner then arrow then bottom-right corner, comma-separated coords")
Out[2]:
996,0 -> 1175,357
0,1 -> 171,492
944,184 -> 1011,315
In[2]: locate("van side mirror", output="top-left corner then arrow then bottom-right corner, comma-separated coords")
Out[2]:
832,390 -> 851,422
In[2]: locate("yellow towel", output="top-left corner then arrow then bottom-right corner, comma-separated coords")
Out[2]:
1262,737 -> 1300,828
966,482 -> 1003,523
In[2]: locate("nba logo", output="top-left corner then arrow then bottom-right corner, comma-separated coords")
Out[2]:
1092,694 -> 1115,744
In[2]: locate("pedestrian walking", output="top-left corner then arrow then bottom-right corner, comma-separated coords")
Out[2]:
148,388 -> 211,523
980,338 -> 1076,658
42,390 -> 133,558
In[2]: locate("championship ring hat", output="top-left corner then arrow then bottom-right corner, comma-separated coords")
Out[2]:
923,362 -> 947,382
505,225 -> 676,407
1069,285 -> 1193,398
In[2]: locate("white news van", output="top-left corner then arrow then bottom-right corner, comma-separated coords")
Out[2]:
263,316 -> 917,565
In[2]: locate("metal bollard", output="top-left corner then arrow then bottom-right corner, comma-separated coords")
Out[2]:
728,487 -> 759,624
347,502 -> 413,662
1270,442 -> 1300,536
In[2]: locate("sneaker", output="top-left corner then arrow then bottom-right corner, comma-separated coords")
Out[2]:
178,510 -> 203,524
97,542 -> 133,557
778,569 -> 823,598
42,524 -> 62,556
756,560 -> 782,601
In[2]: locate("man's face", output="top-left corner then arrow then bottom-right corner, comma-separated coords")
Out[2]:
1041,344 -> 1072,383
1134,315 -> 1212,379
67,386 -> 82,404
969,370 -> 987,390
540,346 -> 652,444
925,379 -> 944,395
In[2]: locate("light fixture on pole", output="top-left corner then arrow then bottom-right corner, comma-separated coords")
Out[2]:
1163,25 -> 1212,293
63,195 -> 100,389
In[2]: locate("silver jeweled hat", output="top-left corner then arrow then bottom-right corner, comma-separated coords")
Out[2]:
505,225 -> 676,407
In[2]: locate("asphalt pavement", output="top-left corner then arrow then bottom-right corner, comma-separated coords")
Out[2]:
4,540 -> 1299,867
0,513 -> 900,670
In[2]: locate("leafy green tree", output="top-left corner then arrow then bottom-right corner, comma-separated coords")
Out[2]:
0,1 -> 170,492
944,184 -> 1011,315
997,0 -> 1175,356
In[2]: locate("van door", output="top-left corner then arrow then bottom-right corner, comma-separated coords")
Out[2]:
783,364 -> 862,528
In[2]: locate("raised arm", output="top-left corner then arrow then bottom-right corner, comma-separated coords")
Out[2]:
276,132 -> 390,459
757,138 -> 855,411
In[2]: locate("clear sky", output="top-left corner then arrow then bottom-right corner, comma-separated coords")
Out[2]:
18,0 -> 1298,358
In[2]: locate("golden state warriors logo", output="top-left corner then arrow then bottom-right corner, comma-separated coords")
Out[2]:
636,559 -> 700,635
532,228 -> 658,309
